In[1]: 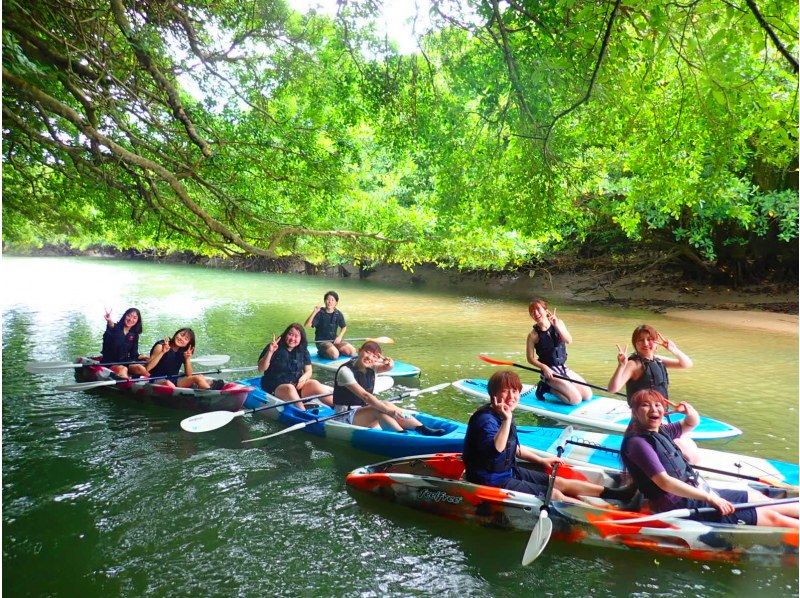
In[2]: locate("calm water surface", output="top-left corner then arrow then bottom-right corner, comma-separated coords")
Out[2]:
2,257 -> 798,596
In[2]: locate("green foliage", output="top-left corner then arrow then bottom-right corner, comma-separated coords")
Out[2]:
2,0 -> 797,277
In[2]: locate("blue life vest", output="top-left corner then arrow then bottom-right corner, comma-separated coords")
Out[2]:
621,429 -> 698,501
625,356 -> 669,405
332,360 -> 375,407
463,405 -> 518,484
533,325 -> 567,367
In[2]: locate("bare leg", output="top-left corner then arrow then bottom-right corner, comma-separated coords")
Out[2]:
337,342 -> 357,356
275,383 -> 304,408
299,380 -> 334,407
674,437 -> 700,464
177,375 -> 210,389
127,364 -> 148,377
547,378 -> 585,406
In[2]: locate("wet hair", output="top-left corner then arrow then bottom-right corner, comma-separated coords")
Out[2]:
171,327 -> 196,352
631,324 -> 659,347
487,370 -> 523,400
359,341 -> 381,355
528,298 -> 548,318
117,307 -> 143,335
280,323 -> 308,348
324,290 -> 339,303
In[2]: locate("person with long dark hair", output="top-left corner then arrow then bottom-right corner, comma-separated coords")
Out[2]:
100,307 -> 148,378
258,323 -> 332,409
145,328 -> 218,389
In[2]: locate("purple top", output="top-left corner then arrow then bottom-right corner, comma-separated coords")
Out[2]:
623,422 -> 684,511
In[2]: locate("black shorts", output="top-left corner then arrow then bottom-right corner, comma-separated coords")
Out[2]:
501,467 -> 549,498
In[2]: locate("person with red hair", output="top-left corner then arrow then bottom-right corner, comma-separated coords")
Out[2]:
622,389 -> 798,527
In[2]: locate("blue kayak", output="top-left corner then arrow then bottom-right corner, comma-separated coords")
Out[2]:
307,345 -> 421,378
239,377 -> 461,457
452,378 -> 742,441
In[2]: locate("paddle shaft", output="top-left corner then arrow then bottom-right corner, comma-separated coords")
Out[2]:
486,357 -> 628,398
59,366 -> 253,390
614,497 -> 799,525
564,438 -> 790,487
243,383 -> 450,443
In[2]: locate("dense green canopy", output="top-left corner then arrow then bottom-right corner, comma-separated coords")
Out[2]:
3,0 -> 797,279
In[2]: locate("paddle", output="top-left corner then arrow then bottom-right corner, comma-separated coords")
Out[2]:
26,354 -> 230,373
312,336 -> 394,345
602,497 -> 799,525
55,366 -> 256,391
180,391 -> 333,432
477,355 -> 682,409
564,438 -> 797,491
522,425 -> 573,565
180,375 -> 396,433
242,382 -> 452,444
478,355 -> 628,398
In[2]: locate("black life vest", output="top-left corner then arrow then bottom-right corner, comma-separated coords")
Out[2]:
625,356 -> 669,405
533,325 -> 567,367
463,405 -> 518,474
148,341 -> 186,378
621,429 -> 698,501
332,360 -> 375,407
313,309 -> 342,341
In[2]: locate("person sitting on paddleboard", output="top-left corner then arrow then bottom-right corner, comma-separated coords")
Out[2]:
332,341 -> 446,436
526,298 -> 591,405
622,389 -> 798,527
463,371 -> 637,503
304,291 -> 356,360
258,323 -> 333,410
100,307 -> 149,378
608,324 -> 698,463
144,328 -> 222,390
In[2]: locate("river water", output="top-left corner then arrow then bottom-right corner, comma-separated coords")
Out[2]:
2,257 -> 797,596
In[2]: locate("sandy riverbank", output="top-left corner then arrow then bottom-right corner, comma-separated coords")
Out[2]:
662,309 -> 798,335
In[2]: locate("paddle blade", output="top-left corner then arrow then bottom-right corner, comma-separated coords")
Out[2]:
26,361 -> 76,373
367,336 -> 394,345
477,355 -> 513,367
413,382 -> 451,396
191,354 -> 230,367
522,510 -> 553,565
243,422 -> 307,443
55,379 -> 120,391
374,376 -> 394,393
181,410 -> 241,433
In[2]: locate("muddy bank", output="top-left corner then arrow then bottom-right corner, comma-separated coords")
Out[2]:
8,245 -> 798,326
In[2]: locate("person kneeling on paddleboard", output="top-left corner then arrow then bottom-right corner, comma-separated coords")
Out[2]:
622,389 -> 798,527
463,371 -> 637,504
526,299 -> 591,405
333,341 -> 445,436
305,290 -> 357,360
